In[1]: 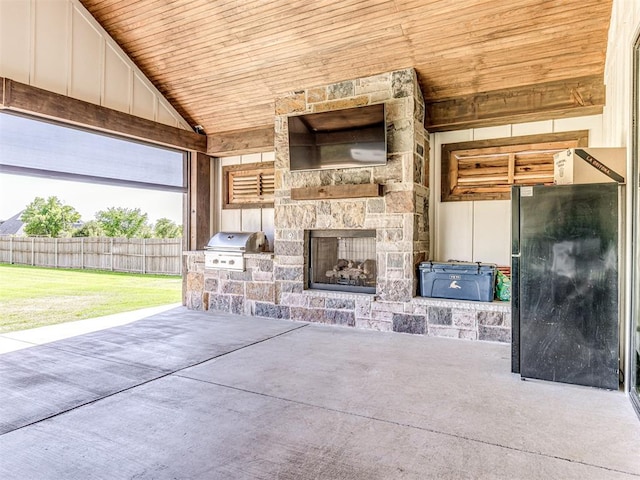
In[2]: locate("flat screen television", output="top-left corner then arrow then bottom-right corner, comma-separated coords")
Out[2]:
288,103 -> 386,171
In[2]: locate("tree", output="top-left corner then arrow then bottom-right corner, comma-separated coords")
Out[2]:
72,220 -> 105,237
154,218 -> 182,238
139,223 -> 154,239
95,207 -> 150,238
21,196 -> 81,237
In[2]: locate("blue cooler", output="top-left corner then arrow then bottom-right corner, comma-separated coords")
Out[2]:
419,262 -> 496,302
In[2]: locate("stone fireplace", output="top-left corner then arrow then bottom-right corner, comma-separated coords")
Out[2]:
273,68 -> 429,307
184,67 -> 512,342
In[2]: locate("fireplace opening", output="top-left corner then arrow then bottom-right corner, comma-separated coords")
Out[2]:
308,229 -> 376,294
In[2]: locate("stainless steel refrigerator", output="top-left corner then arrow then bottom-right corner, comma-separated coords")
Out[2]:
511,183 -> 621,390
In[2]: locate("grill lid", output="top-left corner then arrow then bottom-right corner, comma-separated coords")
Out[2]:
206,231 -> 267,252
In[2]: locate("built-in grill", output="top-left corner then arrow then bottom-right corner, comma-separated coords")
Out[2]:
204,231 -> 268,271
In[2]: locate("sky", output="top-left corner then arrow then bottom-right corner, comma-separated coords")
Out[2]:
0,112 -> 184,225
0,173 -> 183,225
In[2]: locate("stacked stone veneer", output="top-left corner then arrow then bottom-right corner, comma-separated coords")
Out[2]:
184,251 -> 511,342
184,67 -> 511,343
274,68 -> 429,305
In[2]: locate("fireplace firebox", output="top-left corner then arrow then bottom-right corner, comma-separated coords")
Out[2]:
308,229 -> 376,294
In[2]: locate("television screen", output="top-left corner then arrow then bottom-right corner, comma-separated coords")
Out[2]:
288,103 -> 386,171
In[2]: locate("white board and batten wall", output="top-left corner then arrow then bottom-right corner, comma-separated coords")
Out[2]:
217,153 -> 275,250
0,0 -> 189,130
430,115 -> 605,268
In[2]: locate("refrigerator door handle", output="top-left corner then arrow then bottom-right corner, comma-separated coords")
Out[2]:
511,186 -> 521,256
510,185 -> 521,374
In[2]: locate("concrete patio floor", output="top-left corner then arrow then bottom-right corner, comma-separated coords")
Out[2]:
0,307 -> 639,479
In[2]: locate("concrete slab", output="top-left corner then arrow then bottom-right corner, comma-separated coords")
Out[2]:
0,336 -> 36,355
0,303 -> 181,353
0,309 -> 638,479
0,308 -> 302,435
46,308 -> 306,371
181,324 -> 640,476
0,345 -> 160,434
1,375 -> 637,480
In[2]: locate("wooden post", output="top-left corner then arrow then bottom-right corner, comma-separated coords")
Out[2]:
31,237 -> 34,266
81,237 -> 84,270
142,238 -> 146,274
9,237 -> 12,264
189,152 -> 212,251
54,238 -> 58,268
110,238 -> 114,271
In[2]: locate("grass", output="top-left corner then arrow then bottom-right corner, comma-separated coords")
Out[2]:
0,264 -> 182,333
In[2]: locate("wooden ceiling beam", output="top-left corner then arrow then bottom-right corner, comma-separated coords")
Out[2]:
0,77 -> 207,152
425,75 -> 605,132
207,126 -> 275,157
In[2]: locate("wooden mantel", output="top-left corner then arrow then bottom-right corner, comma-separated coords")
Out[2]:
291,184 -> 383,201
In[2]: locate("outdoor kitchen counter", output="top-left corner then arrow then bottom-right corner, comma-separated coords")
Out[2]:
182,250 -> 273,266
182,250 -> 511,343
182,250 -> 273,257
243,252 -> 274,259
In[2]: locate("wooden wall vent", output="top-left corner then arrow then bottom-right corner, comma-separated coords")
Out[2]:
222,161 -> 274,209
441,131 -> 588,202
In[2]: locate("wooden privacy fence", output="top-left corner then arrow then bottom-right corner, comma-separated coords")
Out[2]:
0,237 -> 183,275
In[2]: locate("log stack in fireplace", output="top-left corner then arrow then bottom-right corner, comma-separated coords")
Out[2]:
325,258 -> 376,287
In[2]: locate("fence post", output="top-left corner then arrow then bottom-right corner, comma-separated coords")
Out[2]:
9,237 -> 12,264
54,238 -> 58,268
31,237 -> 35,266
81,237 -> 84,269
142,238 -> 146,274
110,237 -> 114,271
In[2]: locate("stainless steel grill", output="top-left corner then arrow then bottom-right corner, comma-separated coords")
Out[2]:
204,231 -> 268,271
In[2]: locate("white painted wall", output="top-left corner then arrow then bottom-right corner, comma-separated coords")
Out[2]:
431,115 -> 604,266
602,0 -> 640,394
0,0 -> 189,130
217,152 -> 275,250
603,0 -> 640,148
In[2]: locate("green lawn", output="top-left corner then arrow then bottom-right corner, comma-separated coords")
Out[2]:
0,264 -> 182,333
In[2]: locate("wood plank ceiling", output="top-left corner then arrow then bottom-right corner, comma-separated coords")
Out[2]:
80,0 -> 612,137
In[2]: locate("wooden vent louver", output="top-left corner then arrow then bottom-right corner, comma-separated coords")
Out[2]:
223,161 -> 274,209
441,132 -> 588,201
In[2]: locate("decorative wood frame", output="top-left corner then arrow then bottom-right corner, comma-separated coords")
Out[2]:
222,161 -> 275,209
441,130 -> 589,202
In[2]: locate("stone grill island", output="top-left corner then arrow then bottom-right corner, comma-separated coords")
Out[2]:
184,68 -> 510,343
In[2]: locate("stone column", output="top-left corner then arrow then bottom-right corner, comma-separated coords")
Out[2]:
273,68 -> 429,305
